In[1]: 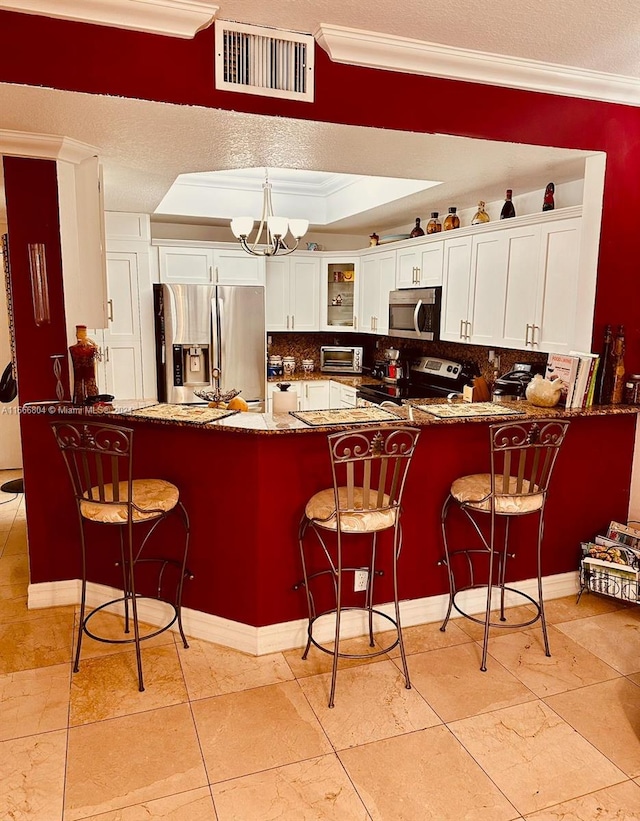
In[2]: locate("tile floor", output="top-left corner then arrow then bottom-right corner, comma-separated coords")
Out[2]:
2,468 -> 640,820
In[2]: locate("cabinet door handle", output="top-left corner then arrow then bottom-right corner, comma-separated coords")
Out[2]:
531,324 -> 539,346
107,299 -> 113,322
460,319 -> 465,339
291,315 -> 295,330
465,320 -> 471,339
354,315 -> 358,330
105,346 -> 110,363
525,323 -> 532,346
286,315 -> 290,330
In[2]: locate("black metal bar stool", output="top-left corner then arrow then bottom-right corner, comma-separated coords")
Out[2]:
297,425 -> 421,707
439,418 -> 570,671
51,420 -> 192,691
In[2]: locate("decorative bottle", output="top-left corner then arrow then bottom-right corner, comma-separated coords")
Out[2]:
426,212 -> 442,234
69,325 -> 100,405
610,325 -> 626,404
443,207 -> 460,230
500,189 -> 516,219
542,182 -> 555,212
410,217 -> 425,238
594,324 -> 614,404
471,201 -> 490,225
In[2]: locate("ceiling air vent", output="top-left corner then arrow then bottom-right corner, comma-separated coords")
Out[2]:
215,21 -> 315,103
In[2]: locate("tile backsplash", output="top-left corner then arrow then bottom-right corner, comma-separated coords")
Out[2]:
268,332 -> 548,385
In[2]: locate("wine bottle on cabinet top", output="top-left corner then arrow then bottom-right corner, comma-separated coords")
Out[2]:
500,189 -> 516,219
594,324 -> 613,404
426,212 -> 442,234
471,201 -> 490,224
410,217 -> 425,237
542,182 -> 555,212
443,207 -> 460,230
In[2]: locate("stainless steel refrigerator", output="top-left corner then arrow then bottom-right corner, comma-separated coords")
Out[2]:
153,283 -> 266,406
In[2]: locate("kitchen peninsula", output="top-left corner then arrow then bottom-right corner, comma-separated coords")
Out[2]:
25,401 -> 637,655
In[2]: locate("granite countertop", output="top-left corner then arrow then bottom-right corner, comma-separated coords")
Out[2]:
267,372 -> 382,388
77,398 -> 639,435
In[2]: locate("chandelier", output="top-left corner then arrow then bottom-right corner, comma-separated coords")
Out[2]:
230,171 -> 309,257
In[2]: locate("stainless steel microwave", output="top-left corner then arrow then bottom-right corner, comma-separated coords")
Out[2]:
388,287 -> 441,341
320,346 -> 363,374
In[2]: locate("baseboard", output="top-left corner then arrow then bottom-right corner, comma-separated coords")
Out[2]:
28,570 -> 580,655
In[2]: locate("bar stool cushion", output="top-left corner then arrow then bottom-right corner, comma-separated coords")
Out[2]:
451,473 -> 543,514
305,487 -> 396,533
80,479 -> 179,523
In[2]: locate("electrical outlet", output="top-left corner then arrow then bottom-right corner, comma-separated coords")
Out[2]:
354,569 -> 369,592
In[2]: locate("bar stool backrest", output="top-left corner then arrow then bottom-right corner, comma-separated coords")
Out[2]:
327,426 -> 420,515
489,419 -> 570,506
51,421 -> 135,514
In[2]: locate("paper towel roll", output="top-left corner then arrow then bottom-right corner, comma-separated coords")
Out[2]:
272,390 -> 298,414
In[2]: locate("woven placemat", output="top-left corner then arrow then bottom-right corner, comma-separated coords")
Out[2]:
128,404 -> 239,424
289,406 -> 402,427
410,401 -> 525,419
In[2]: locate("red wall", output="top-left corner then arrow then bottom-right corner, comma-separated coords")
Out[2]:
1,10 -> 640,365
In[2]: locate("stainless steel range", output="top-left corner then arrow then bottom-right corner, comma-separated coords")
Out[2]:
357,356 -> 479,406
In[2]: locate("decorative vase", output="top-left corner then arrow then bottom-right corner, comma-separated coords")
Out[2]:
525,374 -> 563,407
69,325 -> 100,405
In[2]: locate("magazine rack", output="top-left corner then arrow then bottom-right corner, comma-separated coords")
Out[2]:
578,521 -> 640,604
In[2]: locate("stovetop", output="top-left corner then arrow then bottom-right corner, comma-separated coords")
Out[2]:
358,356 -> 479,405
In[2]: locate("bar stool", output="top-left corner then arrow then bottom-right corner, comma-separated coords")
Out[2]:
440,419 -> 570,671
297,425 -> 421,707
51,421 -> 192,691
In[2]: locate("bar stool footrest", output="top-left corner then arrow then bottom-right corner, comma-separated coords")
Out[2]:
81,595 -> 179,645
306,606 -> 400,658
450,584 -> 542,629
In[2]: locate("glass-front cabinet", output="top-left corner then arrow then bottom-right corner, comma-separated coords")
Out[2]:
319,256 -> 360,332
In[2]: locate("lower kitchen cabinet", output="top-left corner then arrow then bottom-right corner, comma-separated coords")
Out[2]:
302,380 -> 331,410
266,380 -> 357,412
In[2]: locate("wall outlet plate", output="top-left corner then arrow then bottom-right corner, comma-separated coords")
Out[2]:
354,568 -> 369,592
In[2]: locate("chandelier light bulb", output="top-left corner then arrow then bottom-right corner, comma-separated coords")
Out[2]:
267,216 -> 289,238
230,217 -> 254,238
288,219 -> 309,239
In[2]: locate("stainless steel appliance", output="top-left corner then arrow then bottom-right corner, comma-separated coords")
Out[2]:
388,287 -> 441,341
320,345 -> 363,374
154,283 -> 266,404
492,362 -> 544,401
357,355 -> 479,405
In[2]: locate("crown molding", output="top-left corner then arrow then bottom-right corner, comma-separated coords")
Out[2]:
315,24 -> 640,107
0,129 -> 99,163
0,0 -> 218,39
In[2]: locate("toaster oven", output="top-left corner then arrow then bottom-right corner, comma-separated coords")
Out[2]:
320,346 -> 363,374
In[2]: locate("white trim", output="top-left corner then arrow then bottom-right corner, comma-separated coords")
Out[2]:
0,129 -> 98,163
315,24 -> 640,108
28,570 -> 580,655
0,0 -> 218,39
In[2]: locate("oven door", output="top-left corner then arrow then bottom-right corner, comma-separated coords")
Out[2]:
388,288 -> 441,341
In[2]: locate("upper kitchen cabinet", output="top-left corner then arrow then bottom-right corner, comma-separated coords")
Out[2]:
266,255 -> 320,332
156,241 -> 265,285
319,256 -> 360,332
501,216 -> 582,353
359,249 -> 395,334
396,241 -> 444,289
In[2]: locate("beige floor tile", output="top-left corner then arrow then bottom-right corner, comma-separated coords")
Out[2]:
213,754 -> 368,821
378,617 -> 473,658
0,610 -> 74,674
65,703 -> 207,820
0,552 -> 29,585
407,642 -> 536,722
486,625 -> 620,696
0,591 -> 29,622
449,700 -> 626,815
339,724 -> 518,821
523,780 -> 640,820
81,786 -> 217,820
74,608 -> 176,661
0,729 -> 67,821
544,593 -> 627,623
299,659 -> 440,749
545,678 -> 640,776
178,638 -> 293,700
555,609 -> 640,674
70,644 -> 188,725
283,634 -> 392,678
454,605 -> 539,642
192,680 -> 332,783
0,663 -> 70,742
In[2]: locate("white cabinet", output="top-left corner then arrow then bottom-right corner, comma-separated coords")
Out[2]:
266,256 -> 320,332
396,242 -> 444,288
501,218 -> 581,354
301,380 -> 331,410
334,383 -> 357,408
360,251 -> 395,334
440,235 -> 473,342
330,381 -> 341,408
320,257 -> 360,332
157,243 -> 265,285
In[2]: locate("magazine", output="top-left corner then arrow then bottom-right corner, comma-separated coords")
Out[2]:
545,353 -> 580,406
